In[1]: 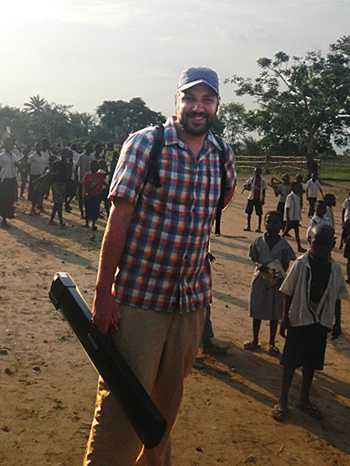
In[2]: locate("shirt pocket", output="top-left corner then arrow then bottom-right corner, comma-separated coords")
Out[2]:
142,154 -> 193,215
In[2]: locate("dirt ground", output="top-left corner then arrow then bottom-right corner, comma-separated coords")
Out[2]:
1,178 -> 350,466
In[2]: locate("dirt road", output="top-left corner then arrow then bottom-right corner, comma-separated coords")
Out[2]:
0,181 -> 349,465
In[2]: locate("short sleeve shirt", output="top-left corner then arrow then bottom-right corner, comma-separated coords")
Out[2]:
284,192 -> 301,221
108,117 -> 236,313
306,179 -> 322,198
0,151 -> 19,182
279,254 -> 348,329
246,176 -> 266,201
29,152 -> 47,176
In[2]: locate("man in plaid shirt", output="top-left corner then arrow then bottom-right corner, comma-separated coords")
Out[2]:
84,67 -> 236,466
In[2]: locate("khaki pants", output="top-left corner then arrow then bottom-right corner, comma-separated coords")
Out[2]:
83,305 -> 205,466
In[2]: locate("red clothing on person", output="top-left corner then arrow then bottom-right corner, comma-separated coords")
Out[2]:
83,171 -> 106,197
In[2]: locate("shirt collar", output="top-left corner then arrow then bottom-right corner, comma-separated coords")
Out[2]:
298,252 -> 335,269
163,116 -> 222,152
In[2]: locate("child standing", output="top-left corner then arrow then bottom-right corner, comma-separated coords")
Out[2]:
294,174 -> 305,211
305,173 -> 324,217
245,211 -> 295,354
306,200 -> 329,243
243,166 -> 267,233
48,153 -> 69,227
283,182 -> 306,253
272,224 -> 347,421
323,193 -> 336,228
82,160 -> 107,232
270,174 -> 291,225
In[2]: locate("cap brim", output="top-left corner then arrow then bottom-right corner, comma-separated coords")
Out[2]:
178,79 -> 219,95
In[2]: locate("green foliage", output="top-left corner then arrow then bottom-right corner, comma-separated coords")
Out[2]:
227,35 -> 350,166
1,96 -> 165,147
217,102 -> 250,146
97,98 -> 166,144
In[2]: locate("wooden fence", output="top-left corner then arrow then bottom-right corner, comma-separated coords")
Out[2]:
235,155 -> 313,175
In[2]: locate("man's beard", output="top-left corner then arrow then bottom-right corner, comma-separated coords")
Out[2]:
179,111 -> 214,136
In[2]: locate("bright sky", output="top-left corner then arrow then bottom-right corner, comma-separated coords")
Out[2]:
0,0 -> 349,116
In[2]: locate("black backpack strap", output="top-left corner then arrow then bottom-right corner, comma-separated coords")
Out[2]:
213,134 -> 228,207
144,125 -> 165,188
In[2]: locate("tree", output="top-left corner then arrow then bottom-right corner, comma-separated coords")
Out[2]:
68,112 -> 97,141
97,98 -> 166,143
217,102 -> 250,147
227,36 -> 350,171
24,95 -> 48,114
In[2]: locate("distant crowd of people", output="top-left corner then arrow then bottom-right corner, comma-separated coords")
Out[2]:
0,137 -> 120,232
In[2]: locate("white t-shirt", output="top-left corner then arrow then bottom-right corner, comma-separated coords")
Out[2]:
28,151 -> 47,176
284,192 -> 301,221
306,178 -> 322,198
0,150 -> 22,182
280,254 -> 348,329
342,197 -> 350,223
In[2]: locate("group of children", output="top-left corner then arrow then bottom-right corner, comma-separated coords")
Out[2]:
244,205 -> 348,423
0,138 -> 119,233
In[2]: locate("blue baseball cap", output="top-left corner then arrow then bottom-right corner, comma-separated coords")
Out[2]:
177,66 -> 220,96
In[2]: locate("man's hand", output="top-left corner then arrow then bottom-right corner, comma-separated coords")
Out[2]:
280,317 -> 289,338
92,289 -> 120,334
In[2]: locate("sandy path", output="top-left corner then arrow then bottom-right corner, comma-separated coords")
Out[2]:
0,180 -> 349,466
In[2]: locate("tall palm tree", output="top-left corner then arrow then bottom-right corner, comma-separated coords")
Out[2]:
24,95 -> 48,113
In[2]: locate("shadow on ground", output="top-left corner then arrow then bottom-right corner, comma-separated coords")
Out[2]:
195,340 -> 350,456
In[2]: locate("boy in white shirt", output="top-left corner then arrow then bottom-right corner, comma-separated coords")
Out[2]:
243,167 -> 266,233
305,173 -> 324,217
306,200 -> 329,243
273,224 -> 348,422
282,183 -> 306,253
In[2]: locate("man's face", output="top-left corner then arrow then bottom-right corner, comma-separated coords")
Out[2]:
176,84 -> 219,136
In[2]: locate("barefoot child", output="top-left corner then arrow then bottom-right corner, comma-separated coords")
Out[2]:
272,224 -> 347,421
82,160 -> 107,231
283,182 -> 306,253
243,167 -> 266,233
245,211 -> 295,354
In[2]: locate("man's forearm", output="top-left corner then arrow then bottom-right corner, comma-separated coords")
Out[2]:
223,187 -> 235,209
95,198 -> 134,293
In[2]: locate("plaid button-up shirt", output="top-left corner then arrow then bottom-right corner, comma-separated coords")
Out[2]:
109,117 -> 236,313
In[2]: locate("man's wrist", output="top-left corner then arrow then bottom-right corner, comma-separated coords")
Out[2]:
95,283 -> 113,294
